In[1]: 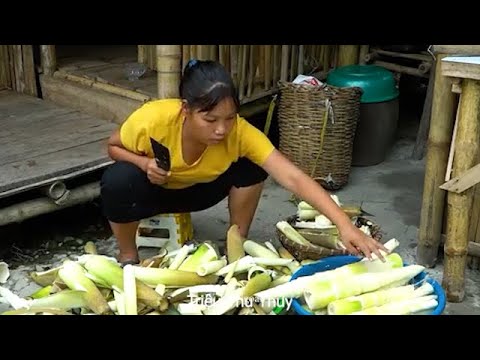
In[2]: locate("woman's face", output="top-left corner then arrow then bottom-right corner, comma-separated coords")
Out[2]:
183,97 -> 237,146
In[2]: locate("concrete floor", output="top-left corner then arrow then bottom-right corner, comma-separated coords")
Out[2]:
188,130 -> 480,315
1,122 -> 479,315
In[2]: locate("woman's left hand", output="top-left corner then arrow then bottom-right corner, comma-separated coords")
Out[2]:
339,225 -> 389,261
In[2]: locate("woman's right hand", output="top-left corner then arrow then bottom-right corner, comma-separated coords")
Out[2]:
144,158 -> 170,185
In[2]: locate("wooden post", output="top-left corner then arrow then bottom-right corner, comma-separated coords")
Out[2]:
416,54 -> 457,267
443,79 -> 480,302
156,45 -> 181,99
337,45 -> 359,67
40,45 -> 56,76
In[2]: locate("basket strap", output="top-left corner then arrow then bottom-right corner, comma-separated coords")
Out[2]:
310,99 -> 334,180
263,94 -> 277,136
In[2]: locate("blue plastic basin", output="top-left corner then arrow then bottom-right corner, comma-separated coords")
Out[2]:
290,255 -> 446,315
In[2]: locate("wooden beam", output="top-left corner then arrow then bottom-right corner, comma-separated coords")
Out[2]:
440,162 -> 480,193
442,56 -> 480,81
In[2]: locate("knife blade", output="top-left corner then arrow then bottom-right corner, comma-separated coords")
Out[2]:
150,137 -> 171,172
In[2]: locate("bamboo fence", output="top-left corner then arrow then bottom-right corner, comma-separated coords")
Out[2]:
139,45 -> 339,102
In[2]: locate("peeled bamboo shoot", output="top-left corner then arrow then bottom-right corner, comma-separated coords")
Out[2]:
304,265 -> 424,310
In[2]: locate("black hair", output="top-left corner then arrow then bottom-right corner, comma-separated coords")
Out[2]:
179,59 -> 240,113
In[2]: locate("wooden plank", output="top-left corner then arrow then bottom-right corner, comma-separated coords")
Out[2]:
0,139 -> 112,198
21,45 -> 38,97
441,56 -> 480,81
440,163 -> 480,193
40,75 -> 142,124
0,112 -> 116,165
433,45 -> 480,55
0,90 -> 116,197
0,45 -> 9,89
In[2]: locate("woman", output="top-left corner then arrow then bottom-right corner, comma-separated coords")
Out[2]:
101,59 -> 387,265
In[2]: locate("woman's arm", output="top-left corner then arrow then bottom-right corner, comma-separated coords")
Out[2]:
262,149 -> 388,260
107,129 -> 150,172
107,129 -> 169,185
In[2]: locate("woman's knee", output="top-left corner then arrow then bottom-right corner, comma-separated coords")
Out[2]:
100,161 -> 146,198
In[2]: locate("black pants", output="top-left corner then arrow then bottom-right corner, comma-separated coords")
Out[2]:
100,158 -> 268,223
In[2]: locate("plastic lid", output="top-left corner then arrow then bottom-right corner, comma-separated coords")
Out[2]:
326,65 -> 399,103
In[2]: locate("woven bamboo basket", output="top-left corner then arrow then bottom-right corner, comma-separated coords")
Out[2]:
277,80 -> 363,190
277,215 -> 383,262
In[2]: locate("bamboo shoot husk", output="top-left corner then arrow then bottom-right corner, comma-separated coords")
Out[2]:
227,224 -> 246,263
0,262 -> 9,284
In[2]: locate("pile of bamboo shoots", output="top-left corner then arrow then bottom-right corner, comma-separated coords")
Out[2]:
0,224 -> 439,315
284,195 -> 376,251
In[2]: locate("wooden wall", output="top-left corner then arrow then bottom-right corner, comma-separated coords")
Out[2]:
0,45 -> 38,96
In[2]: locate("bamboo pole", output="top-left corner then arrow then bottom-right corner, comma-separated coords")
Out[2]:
22,45 -> 38,97
289,45 -> 298,81
273,45 -> 280,85
337,45 -> 359,67
373,60 -> 429,78
40,45 -> 56,76
138,45 -> 146,64
412,63 -> 436,160
238,45 -> 247,101
280,45 -> 289,81
230,45 -> 239,88
359,45 -> 369,65
53,71 -> 152,102
0,182 -> 100,227
156,45 -> 181,99
182,45 -> 190,70
247,45 -> 255,98
197,45 -> 210,60
443,79 -> 480,302
264,45 -> 272,90
468,184 -> 480,270
297,45 -> 304,75
190,45 -> 197,61
416,54 -> 457,267
219,45 -> 226,67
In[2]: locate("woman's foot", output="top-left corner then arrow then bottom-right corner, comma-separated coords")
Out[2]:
116,252 -> 140,267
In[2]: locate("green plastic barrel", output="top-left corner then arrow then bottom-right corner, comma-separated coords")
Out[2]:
327,65 -> 399,166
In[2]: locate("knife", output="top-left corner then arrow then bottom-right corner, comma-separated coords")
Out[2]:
149,137 -> 171,172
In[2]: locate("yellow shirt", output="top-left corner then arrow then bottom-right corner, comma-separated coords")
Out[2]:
120,99 -> 276,189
